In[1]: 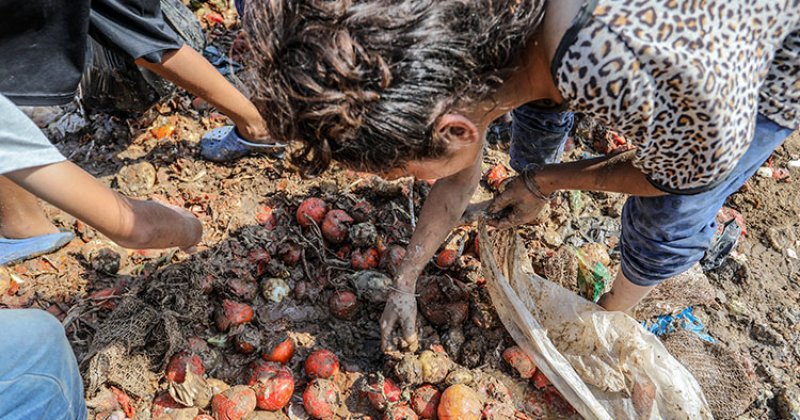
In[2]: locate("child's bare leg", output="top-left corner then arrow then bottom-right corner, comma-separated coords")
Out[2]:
0,176 -> 58,238
135,45 -> 267,142
6,162 -> 202,250
597,270 -> 655,313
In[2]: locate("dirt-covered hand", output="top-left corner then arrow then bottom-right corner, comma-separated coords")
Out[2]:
486,176 -> 548,229
380,290 -> 419,353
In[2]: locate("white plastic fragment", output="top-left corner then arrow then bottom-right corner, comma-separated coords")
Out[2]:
757,167 -> 774,178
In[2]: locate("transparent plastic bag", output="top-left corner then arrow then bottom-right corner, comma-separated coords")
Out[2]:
478,225 -> 712,419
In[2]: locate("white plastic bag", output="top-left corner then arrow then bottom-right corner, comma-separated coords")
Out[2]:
478,225 -> 712,419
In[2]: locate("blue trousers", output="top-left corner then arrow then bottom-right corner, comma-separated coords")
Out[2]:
0,309 -> 87,420
512,104 -> 793,286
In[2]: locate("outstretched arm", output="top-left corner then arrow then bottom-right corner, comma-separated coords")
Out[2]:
6,162 -> 202,250
381,155 -> 482,352
489,150 -> 665,228
136,45 -> 268,142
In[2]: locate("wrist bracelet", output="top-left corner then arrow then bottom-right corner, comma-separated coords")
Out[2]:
521,165 -> 553,201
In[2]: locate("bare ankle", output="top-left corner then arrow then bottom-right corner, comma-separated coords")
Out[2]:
0,220 -> 59,239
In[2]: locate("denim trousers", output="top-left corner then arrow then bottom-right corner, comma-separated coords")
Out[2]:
511,104 -> 793,285
0,309 -> 87,420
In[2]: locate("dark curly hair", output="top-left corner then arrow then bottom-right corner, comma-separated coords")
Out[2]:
245,0 -> 545,176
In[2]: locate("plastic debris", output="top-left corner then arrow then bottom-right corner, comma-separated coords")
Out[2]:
568,190 -> 584,216
574,243 -> 611,302
756,167 -> 774,178
716,207 -> 747,236
203,45 -> 243,76
701,218 -> 742,271
643,307 -> 715,344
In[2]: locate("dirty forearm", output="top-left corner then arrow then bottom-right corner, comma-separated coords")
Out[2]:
536,150 -> 665,197
395,159 -> 482,292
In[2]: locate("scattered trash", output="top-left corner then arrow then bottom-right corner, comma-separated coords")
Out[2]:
787,160 -> 800,169
702,218 -> 742,271
574,243 -> 611,302
772,167 -> 791,182
716,207 -> 747,236
568,190 -> 583,216
757,167 -> 774,178
643,307 -> 715,344
480,226 -> 712,419
203,45 -> 243,76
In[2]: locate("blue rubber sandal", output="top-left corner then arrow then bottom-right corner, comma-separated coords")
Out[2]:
199,126 -> 287,163
0,232 -> 75,266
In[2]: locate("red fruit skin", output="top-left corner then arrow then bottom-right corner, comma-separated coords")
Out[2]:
256,206 -> 278,229
151,392 -> 184,418
486,165 -> 510,190
248,361 -> 295,411
384,404 -> 419,420
502,346 -> 537,379
110,386 -> 135,418
351,248 -> 380,270
297,198 -> 328,228
216,300 -> 254,331
367,377 -> 402,411
233,327 -> 260,354
329,291 -> 360,320
532,370 -> 550,390
472,235 -> 480,260
437,385 -> 481,420
410,384 -> 441,419
435,249 -> 458,268
211,386 -> 257,420
321,210 -> 354,244
304,349 -> 340,379
303,379 -> 340,419
336,245 -> 351,260
165,351 -> 205,384
193,415 -> 215,420
263,336 -> 295,364
380,245 -> 406,276
351,200 -> 374,223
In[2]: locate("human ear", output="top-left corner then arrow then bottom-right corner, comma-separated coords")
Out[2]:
434,113 -> 481,148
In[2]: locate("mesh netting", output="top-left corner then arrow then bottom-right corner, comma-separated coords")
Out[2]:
635,264 -> 716,320
86,344 -> 157,399
663,330 -> 758,419
88,297 -> 159,354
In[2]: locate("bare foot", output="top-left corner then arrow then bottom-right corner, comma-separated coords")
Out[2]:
0,176 -> 59,239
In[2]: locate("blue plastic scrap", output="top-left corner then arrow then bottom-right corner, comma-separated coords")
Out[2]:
643,307 -> 715,343
203,45 -> 243,76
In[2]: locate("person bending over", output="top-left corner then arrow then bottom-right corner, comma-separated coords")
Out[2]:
245,0 -> 798,352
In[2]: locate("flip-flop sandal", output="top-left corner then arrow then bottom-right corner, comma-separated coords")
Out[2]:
0,231 -> 75,266
199,126 -> 287,163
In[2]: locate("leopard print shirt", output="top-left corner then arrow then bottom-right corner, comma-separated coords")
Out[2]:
554,0 -> 800,193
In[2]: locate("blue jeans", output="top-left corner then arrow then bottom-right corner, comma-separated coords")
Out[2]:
0,309 -> 87,420
512,105 -> 793,286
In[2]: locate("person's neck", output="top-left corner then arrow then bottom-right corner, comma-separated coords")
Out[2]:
462,0 -> 583,128
462,33 -> 561,128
